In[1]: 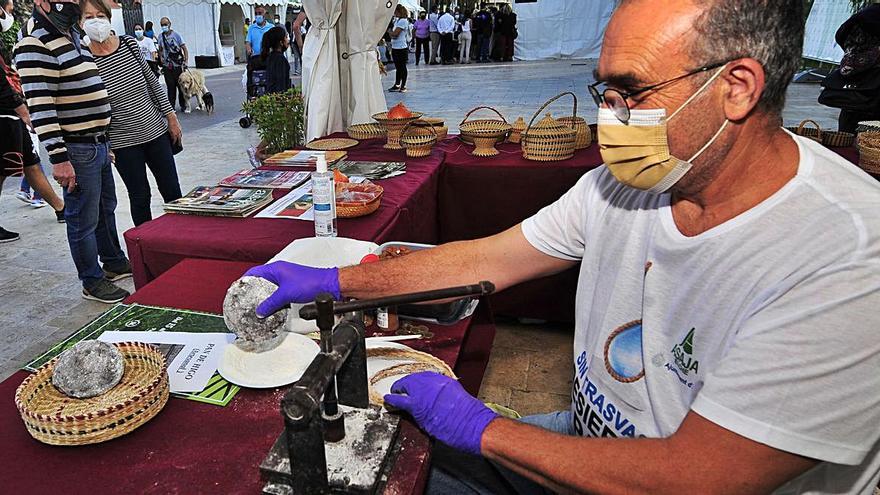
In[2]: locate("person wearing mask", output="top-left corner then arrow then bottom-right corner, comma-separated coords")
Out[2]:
458,11 -> 472,65
0,0 -> 19,61
387,4 -> 409,93
437,9 -> 455,65
261,25 -> 290,94
474,4 -> 492,63
82,0 -> 183,227
133,22 -> 159,78
413,11 -> 429,66
273,14 -> 280,26
15,0 -> 132,303
143,20 -> 155,40
156,17 -> 188,111
243,2 -> 880,493
246,6 -> 273,59
427,6 -> 439,65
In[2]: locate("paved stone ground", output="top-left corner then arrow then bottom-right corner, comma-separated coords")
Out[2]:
0,59 -> 840,416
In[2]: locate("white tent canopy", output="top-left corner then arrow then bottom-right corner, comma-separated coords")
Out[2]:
512,0 -> 614,61
302,0 -> 345,141
142,0 -> 288,67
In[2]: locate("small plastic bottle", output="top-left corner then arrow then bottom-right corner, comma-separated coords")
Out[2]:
377,306 -> 399,332
312,154 -> 337,237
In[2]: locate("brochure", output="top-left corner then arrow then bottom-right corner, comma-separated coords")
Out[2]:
263,150 -> 347,166
255,177 -> 368,221
335,161 -> 406,180
164,186 -> 273,217
219,169 -> 311,189
25,304 -> 241,406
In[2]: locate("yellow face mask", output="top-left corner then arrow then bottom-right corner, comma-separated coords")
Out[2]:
597,67 -> 729,193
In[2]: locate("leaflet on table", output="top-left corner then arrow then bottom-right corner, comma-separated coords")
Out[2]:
98,331 -> 234,393
24,304 -> 241,406
256,176 -> 367,221
218,169 -> 311,189
263,150 -> 348,166
335,161 -> 406,180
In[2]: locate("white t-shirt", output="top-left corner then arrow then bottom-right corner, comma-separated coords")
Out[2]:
521,134 -> 880,494
136,36 -> 157,62
391,18 -> 409,50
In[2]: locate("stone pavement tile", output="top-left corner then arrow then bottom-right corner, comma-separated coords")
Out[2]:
491,321 -> 572,354
477,383 -> 512,408
480,345 -> 530,390
509,389 -> 570,418
525,351 -> 574,396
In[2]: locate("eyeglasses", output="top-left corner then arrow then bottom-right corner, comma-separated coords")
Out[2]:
588,61 -> 728,124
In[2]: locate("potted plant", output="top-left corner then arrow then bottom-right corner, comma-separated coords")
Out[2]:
241,87 -> 305,155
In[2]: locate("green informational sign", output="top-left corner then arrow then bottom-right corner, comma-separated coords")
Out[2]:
24,304 -> 241,407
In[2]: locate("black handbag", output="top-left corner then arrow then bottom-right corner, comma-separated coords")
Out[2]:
819,67 -> 880,112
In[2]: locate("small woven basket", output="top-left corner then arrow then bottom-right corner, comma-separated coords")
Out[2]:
372,111 -> 423,150
459,106 -> 513,156
521,92 -> 578,162
555,92 -> 591,149
336,183 -> 385,218
401,119 -> 438,158
413,117 -> 448,140
786,119 -> 823,143
858,131 -> 880,174
822,130 -> 855,148
508,116 -> 526,144
15,342 -> 169,446
347,123 -> 386,140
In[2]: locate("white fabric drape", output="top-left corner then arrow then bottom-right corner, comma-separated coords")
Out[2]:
302,0 -> 345,141
338,0 -> 396,127
511,0 -> 614,61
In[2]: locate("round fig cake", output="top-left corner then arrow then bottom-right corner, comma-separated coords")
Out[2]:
52,340 -> 125,399
223,276 -> 289,352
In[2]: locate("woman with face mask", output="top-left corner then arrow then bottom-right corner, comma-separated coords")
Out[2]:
80,0 -> 184,226
133,22 -> 159,78
0,0 -> 19,61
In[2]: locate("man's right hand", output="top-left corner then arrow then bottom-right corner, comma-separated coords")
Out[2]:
53,161 -> 76,193
244,261 -> 341,317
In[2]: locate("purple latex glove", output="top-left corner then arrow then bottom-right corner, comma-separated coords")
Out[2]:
384,371 -> 498,456
243,261 -> 341,317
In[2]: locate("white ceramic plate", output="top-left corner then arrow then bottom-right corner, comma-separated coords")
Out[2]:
218,333 -> 320,388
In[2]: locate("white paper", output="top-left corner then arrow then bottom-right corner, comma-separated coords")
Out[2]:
99,331 -> 235,393
255,176 -> 367,221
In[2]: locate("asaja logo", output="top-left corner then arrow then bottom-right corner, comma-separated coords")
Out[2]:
671,328 -> 699,376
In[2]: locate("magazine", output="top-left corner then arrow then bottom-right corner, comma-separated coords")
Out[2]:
255,177 -> 368,221
24,304 -> 241,406
219,169 -> 311,189
335,161 -> 406,179
264,150 -> 347,166
164,186 -> 273,217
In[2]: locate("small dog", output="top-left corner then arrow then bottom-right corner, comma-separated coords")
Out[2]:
177,68 -> 214,114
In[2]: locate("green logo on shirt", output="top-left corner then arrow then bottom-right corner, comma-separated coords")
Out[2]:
671,328 -> 699,375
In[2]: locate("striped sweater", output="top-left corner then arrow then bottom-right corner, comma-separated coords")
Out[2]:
13,12 -> 110,165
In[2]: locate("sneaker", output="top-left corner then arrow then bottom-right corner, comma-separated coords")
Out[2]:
398,87 -> 408,93
103,260 -> 133,281
55,207 -> 65,224
30,198 -> 47,208
15,190 -> 32,204
82,279 -> 130,304
0,226 -> 20,243
388,86 -> 400,92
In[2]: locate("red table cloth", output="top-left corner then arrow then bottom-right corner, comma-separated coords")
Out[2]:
436,134 -> 603,322
0,258 -> 496,494
124,136 -> 443,288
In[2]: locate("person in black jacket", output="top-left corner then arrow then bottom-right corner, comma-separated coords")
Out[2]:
832,4 -> 880,133
261,26 -> 291,95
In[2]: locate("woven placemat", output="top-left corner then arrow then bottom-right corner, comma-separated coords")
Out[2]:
306,137 -> 359,151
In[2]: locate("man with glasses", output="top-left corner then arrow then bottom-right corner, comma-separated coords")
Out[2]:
243,0 -> 880,493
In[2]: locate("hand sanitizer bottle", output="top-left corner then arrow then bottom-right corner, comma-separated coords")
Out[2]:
312,154 -> 337,237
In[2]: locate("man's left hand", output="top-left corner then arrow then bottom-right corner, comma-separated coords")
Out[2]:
384,372 -> 498,456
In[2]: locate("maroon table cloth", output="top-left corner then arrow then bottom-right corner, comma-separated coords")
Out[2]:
436,135 -> 603,322
125,135 -> 443,288
0,258 -> 496,494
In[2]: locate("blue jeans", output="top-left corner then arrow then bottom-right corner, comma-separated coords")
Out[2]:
113,134 -> 181,226
64,141 -> 128,290
427,411 -> 574,494
478,34 -> 491,61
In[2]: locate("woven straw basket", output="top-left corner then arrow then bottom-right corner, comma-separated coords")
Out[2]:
459,106 -> 513,157
347,123 -> 386,140
15,342 -> 169,446
337,183 -> 384,218
786,119 -> 855,148
508,116 -> 526,144
521,93 -> 578,162
858,131 -> 880,174
413,117 -> 448,140
372,111 -> 424,150
555,92 -> 591,149
401,119 -> 438,158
